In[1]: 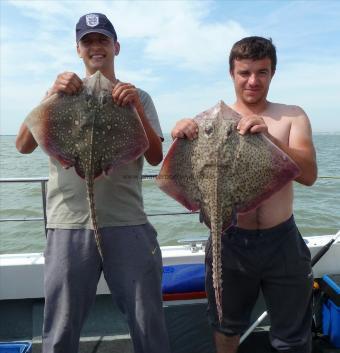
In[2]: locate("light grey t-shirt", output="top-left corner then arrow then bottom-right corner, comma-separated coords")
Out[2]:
46,89 -> 163,229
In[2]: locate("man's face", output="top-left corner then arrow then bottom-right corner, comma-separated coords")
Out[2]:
77,32 -> 119,74
230,58 -> 274,106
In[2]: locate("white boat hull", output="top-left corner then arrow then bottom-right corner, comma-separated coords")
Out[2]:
1,234 -> 339,301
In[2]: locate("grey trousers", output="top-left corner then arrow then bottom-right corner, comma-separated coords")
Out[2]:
42,223 -> 171,353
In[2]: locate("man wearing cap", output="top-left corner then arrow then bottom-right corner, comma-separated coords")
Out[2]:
16,13 -> 171,353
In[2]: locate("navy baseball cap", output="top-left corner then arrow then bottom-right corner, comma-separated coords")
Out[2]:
76,13 -> 117,43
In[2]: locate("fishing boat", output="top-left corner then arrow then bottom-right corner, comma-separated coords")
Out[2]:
0,176 -> 339,353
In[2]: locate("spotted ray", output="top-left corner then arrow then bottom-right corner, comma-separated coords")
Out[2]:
25,71 -> 149,259
156,101 -> 300,322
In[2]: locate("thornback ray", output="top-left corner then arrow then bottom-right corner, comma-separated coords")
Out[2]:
156,101 -> 300,323
24,71 -> 149,260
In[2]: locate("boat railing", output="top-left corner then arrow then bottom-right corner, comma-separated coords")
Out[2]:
0,175 -> 339,238
1,177 -> 49,235
0,175 -> 200,237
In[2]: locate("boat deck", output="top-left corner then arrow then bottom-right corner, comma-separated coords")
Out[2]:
1,237 -> 340,352
1,295 -> 339,353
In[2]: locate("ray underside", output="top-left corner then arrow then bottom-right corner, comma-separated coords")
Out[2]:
157,101 -> 300,323
25,72 -> 149,259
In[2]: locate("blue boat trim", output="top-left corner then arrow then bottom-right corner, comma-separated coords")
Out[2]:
162,264 -> 205,294
0,341 -> 32,353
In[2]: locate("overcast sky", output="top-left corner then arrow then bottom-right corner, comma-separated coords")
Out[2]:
1,0 -> 340,135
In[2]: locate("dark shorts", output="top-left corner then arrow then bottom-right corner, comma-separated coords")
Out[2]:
205,215 -> 313,352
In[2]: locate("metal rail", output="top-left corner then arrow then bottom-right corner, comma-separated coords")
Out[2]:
0,176 -> 199,235
0,175 -> 339,230
1,177 -> 49,236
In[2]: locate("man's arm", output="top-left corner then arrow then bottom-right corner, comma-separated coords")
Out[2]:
15,72 -> 83,154
268,112 -> 317,186
16,123 -> 38,154
112,82 -> 163,166
136,105 -> 163,166
237,108 -> 317,186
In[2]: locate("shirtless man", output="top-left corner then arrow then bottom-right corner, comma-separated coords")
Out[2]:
171,37 -> 317,353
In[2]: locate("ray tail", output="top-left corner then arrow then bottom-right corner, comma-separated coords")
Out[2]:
85,171 -> 104,260
85,109 -> 104,261
211,164 -> 223,324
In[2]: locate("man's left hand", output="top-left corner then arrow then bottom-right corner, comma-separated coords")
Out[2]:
112,82 -> 143,112
237,115 -> 269,136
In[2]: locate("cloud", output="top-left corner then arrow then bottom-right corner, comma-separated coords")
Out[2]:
153,79 -> 234,133
144,19 -> 246,72
0,80 -> 48,135
153,56 -> 340,133
1,0 -> 340,134
102,1 -> 248,72
3,0 -> 248,74
268,59 -> 340,132
1,40 -> 78,78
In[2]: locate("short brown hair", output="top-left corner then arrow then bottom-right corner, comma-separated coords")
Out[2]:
229,36 -> 277,73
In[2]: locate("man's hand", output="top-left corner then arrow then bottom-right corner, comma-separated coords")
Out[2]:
17,71 -> 82,153
48,72 -> 83,96
112,82 -> 143,112
111,81 -> 163,165
171,119 -> 199,140
237,115 -> 269,135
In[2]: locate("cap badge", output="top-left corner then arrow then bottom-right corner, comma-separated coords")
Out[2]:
86,14 -> 99,27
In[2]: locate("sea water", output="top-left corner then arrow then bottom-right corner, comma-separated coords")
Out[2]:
0,134 -> 339,254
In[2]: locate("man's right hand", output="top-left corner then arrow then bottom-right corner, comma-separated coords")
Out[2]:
171,119 -> 199,140
16,72 -> 83,154
48,72 -> 83,96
